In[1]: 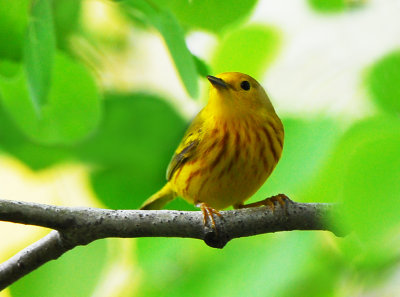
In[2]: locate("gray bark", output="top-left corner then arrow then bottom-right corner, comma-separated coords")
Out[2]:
0,198 -> 345,291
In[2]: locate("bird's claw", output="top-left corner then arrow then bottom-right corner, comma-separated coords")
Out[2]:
197,202 -> 222,230
235,193 -> 291,214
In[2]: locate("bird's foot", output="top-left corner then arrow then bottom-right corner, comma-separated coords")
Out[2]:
234,193 -> 291,213
196,202 -> 222,230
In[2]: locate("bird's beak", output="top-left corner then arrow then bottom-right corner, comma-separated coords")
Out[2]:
207,75 -> 228,89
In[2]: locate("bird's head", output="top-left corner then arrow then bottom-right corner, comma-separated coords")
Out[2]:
206,72 -> 276,117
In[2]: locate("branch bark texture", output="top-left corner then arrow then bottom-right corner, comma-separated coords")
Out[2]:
0,198 -> 344,290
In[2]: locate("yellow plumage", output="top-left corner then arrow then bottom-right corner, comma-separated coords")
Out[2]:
141,72 -> 284,216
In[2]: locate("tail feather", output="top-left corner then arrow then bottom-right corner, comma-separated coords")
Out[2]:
140,183 -> 176,210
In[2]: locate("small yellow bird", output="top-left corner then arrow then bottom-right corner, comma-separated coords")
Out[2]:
141,72 -> 285,226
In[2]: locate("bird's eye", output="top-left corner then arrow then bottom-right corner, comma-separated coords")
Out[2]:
240,80 -> 250,91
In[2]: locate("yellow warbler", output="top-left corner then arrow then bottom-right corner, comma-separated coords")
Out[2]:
140,72 -> 285,225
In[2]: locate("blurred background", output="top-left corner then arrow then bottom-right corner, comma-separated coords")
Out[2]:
0,0 -> 399,296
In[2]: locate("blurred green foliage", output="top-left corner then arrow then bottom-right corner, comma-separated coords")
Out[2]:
308,0 -> 365,13
80,93 -> 186,209
341,117 -> 400,242
53,0 -> 82,50
0,0 -> 399,296
10,239 -> 107,297
24,0 -> 56,107
0,0 -> 30,61
124,0 -> 199,98
156,0 -> 258,33
308,0 -> 346,13
366,50 -> 400,114
212,25 -> 281,77
0,52 -> 101,145
0,101 -> 73,169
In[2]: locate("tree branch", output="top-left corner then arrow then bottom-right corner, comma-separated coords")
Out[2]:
0,198 -> 345,290
0,231 -> 70,290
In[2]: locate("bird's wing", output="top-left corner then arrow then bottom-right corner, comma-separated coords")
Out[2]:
166,112 -> 205,181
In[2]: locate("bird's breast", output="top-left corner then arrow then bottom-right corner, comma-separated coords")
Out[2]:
171,116 -> 284,209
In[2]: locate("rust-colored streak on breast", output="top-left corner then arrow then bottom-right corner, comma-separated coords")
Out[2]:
225,157 -> 235,174
186,156 -> 199,166
244,130 -> 251,145
203,139 -> 219,158
268,121 -> 283,148
173,166 -> 184,183
218,156 -> 235,180
184,168 -> 203,192
235,130 -> 241,147
255,130 -> 261,143
210,128 -> 219,138
197,176 -> 210,197
261,126 -> 278,162
209,131 -> 230,172
234,130 -> 241,162
242,130 -> 251,160
243,120 -> 252,144
258,142 -> 270,173
267,120 -> 279,134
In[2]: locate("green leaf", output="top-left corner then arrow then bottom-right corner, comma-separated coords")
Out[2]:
137,237 -> 193,297
53,0 -> 82,50
124,0 -> 199,98
305,116 -> 400,243
91,167 -> 165,209
137,233 -> 318,297
0,52 -> 101,145
77,92 -> 186,209
308,0 -> 346,13
0,0 -> 30,60
341,117 -> 400,242
0,69 -> 38,133
212,25 -> 281,78
251,118 -> 340,203
24,0 -> 56,108
0,80 -> 73,170
10,239 -> 107,297
330,117 -> 400,288
0,105 -> 73,169
366,50 -> 400,114
0,59 -> 21,78
157,0 -> 258,34
193,55 -> 210,78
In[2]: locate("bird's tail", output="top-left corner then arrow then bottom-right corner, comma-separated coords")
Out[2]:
140,183 -> 176,210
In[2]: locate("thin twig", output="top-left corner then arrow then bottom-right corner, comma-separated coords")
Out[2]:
0,198 -> 345,290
